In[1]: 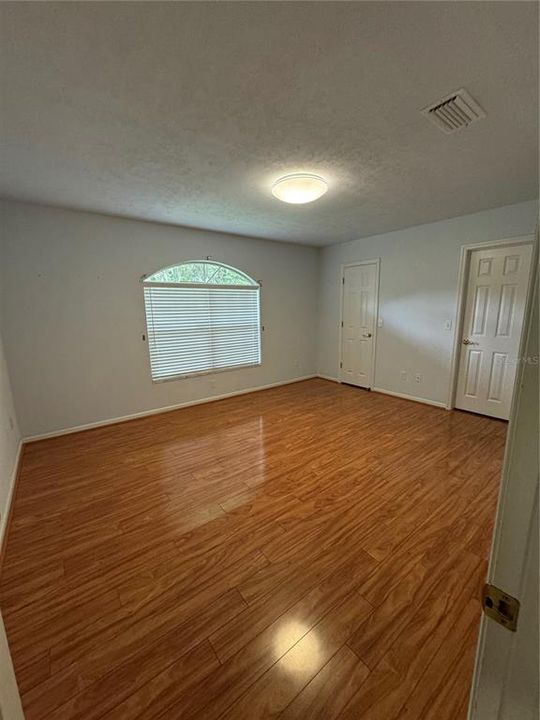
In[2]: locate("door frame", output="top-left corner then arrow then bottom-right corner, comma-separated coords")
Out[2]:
446,235 -> 535,410
338,258 -> 381,388
468,236 -> 538,719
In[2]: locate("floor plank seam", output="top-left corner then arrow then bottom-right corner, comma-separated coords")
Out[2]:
0,380 -> 506,720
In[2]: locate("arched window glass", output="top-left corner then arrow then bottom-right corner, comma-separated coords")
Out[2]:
143,261 -> 261,381
145,262 -> 254,286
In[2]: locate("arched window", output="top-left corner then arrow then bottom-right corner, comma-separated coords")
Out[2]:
143,261 -> 261,381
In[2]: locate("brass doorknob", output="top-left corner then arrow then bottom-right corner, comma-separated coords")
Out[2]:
463,338 -> 479,345
362,332 -> 372,338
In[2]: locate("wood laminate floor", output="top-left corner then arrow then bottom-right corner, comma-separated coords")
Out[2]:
0,379 -> 507,720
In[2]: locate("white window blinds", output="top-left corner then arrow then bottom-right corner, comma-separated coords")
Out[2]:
143,270 -> 261,381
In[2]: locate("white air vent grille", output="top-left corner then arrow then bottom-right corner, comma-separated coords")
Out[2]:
422,89 -> 486,134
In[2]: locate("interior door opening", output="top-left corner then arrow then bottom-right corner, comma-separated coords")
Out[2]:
452,240 -> 533,420
339,260 -> 379,389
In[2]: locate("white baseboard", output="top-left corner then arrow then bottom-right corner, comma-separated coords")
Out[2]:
0,439 -> 23,550
23,375 -> 317,442
316,374 -> 340,383
372,386 -> 447,409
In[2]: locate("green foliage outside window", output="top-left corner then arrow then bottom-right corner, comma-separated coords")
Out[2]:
145,262 -> 254,286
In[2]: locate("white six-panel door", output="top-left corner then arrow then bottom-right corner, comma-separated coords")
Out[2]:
340,262 -> 378,388
455,243 -> 532,420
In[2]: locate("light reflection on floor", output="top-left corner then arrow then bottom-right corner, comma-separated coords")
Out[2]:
273,621 -> 321,675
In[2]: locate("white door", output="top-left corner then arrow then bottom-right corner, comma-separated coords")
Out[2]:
469,254 -> 538,720
455,243 -> 532,419
340,262 -> 378,388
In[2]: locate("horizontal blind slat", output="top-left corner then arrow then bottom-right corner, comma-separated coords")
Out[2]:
144,285 -> 261,380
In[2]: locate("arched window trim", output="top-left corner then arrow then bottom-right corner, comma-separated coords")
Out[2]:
143,261 -> 259,289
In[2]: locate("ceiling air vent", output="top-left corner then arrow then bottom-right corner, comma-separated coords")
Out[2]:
421,88 -> 486,134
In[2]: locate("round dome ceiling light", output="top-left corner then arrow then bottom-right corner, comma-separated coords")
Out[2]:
271,173 -> 328,204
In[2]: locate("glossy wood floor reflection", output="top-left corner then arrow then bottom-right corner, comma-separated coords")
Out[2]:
0,379 -> 507,720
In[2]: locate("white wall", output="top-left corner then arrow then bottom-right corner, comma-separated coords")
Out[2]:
317,200 -> 538,405
0,200 -> 320,438
1,198 -> 537,437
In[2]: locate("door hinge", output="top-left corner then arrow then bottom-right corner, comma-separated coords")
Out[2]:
341,321 -> 344,328
482,583 -> 520,632
340,362 -> 343,369
342,277 -> 345,285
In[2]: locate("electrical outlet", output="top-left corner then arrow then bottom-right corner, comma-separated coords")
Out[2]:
444,320 -> 452,331
415,373 -> 422,383
400,371 -> 407,382
377,318 -> 384,328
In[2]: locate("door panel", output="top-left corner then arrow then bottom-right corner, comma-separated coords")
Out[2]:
487,352 -> 507,402
455,244 -> 532,419
340,262 -> 378,388
495,284 -> 516,337
472,286 -> 489,335
502,254 -> 520,276
464,349 -> 482,397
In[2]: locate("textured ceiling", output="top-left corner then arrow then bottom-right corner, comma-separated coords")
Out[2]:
0,2 -> 538,246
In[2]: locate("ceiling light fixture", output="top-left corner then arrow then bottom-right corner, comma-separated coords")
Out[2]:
271,173 -> 328,204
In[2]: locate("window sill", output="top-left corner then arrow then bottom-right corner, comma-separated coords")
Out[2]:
151,361 -> 262,384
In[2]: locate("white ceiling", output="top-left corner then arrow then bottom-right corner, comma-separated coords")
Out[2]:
0,2 -> 538,246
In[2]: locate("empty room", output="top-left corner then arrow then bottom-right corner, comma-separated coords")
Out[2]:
0,2 -> 538,719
